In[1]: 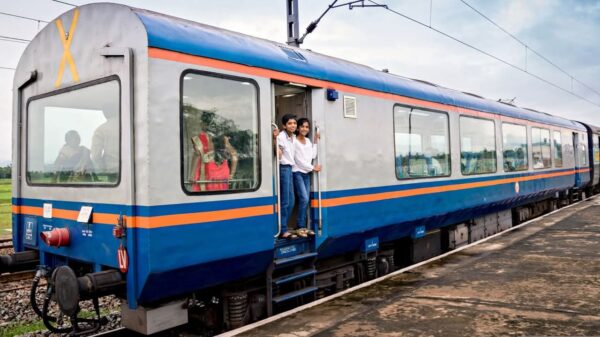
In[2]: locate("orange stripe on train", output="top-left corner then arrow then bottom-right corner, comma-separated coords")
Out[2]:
311,170 -> 576,208
12,170 -> 584,227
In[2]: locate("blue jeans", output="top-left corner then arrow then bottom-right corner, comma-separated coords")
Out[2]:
293,171 -> 311,229
279,165 -> 294,233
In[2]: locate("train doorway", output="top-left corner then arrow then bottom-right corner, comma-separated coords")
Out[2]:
272,83 -> 313,236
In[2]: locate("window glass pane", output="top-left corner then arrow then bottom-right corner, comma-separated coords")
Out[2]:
394,107 -> 450,179
182,73 -> 259,193
553,131 -> 562,167
460,117 -> 496,175
502,123 -> 528,171
27,80 -> 120,185
594,136 -> 600,164
532,127 -> 551,169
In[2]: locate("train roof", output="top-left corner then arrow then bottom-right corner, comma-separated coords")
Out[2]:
49,4 -> 590,130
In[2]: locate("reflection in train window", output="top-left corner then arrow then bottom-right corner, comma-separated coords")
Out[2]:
532,127 -> 551,169
181,72 -> 259,193
502,123 -> 528,172
27,79 -> 120,185
460,116 -> 496,175
393,106 -> 450,179
553,131 -> 563,167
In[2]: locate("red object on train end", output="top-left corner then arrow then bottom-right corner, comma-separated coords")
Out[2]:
40,228 -> 70,247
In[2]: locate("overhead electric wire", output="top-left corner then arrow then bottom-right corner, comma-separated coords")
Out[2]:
0,11 -> 49,24
459,0 -> 600,100
51,0 -> 76,7
0,66 -> 15,71
0,35 -> 31,44
367,0 -> 600,109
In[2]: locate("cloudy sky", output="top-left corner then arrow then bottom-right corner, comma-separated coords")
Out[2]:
1,0 -> 599,165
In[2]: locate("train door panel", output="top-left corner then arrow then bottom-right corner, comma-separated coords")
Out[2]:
573,132 -> 581,186
272,83 -> 319,237
590,134 -> 600,186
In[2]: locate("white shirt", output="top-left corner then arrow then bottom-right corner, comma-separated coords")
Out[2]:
292,137 -> 318,173
277,131 -> 295,166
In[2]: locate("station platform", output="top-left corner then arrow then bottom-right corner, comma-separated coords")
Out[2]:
231,197 -> 600,337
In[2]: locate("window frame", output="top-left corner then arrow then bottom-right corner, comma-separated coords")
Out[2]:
459,115 -> 498,176
501,122 -> 529,172
25,75 -> 122,187
553,130 -> 563,167
531,126 -> 552,170
392,104 -> 451,180
179,69 -> 262,196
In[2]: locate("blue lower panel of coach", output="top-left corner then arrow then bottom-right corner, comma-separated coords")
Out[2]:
316,171 -> 573,259
133,214 -> 275,304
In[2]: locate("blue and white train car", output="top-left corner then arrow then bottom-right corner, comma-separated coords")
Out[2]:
3,3 -> 597,334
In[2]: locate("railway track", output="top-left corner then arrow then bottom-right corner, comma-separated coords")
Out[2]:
0,238 -> 13,250
0,270 -> 35,284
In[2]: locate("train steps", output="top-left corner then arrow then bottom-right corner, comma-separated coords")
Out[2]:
266,236 -> 317,316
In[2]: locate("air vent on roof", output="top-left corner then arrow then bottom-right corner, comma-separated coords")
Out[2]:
410,78 -> 438,87
280,46 -> 307,62
462,91 -> 484,99
343,96 -> 357,119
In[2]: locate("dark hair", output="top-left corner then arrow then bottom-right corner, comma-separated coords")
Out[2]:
295,118 -> 311,137
281,114 -> 297,125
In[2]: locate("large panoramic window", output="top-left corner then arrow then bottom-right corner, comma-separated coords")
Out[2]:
181,72 -> 260,193
502,123 -> 528,172
532,127 -> 551,169
393,106 -> 450,179
460,116 -> 496,175
27,79 -> 120,185
553,131 -> 563,167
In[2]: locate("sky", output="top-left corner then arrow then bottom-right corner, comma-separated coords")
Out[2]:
0,0 -> 599,165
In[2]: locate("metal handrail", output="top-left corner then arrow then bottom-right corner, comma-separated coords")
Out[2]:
315,123 -> 323,235
272,122 -> 282,238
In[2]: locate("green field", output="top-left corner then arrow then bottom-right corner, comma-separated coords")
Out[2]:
0,179 -> 11,234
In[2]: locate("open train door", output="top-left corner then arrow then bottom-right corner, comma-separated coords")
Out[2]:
270,82 -> 327,245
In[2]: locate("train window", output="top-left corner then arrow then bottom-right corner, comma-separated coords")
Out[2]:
393,106 -> 450,179
460,116 -> 496,175
531,127 -> 551,169
553,131 -> 563,167
26,78 -> 120,186
502,123 -> 528,172
181,72 -> 260,194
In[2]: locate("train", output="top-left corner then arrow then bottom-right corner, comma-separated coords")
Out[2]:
2,3 -> 599,335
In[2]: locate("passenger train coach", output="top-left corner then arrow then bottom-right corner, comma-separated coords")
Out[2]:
3,3 -> 600,335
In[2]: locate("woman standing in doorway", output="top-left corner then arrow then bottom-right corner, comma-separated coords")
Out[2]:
293,118 -> 321,237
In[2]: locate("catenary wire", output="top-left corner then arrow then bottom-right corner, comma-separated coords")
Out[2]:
0,35 -> 31,44
0,11 -> 49,23
367,0 -> 600,109
458,0 -> 600,99
51,0 -> 77,7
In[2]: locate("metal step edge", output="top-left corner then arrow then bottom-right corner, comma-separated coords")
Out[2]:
273,252 -> 317,266
273,268 -> 316,286
272,286 -> 318,304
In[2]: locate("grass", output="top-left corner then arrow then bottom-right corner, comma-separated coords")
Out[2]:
0,179 -> 11,234
0,320 -> 46,337
0,309 -> 108,337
